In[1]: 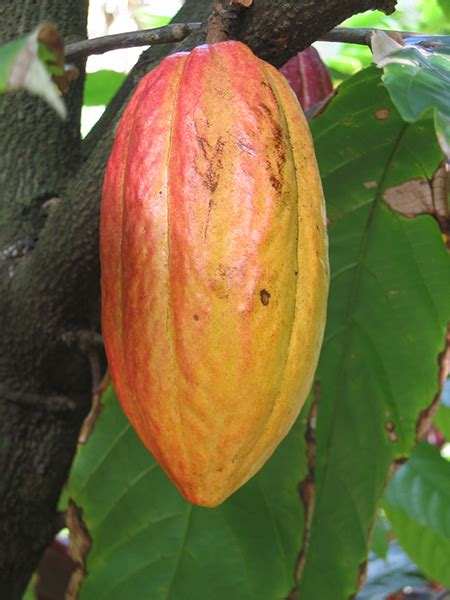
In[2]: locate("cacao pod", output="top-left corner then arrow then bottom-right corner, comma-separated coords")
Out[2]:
100,41 -> 329,507
279,46 -> 333,110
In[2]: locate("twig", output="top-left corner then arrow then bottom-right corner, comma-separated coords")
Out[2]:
62,329 -> 109,443
64,22 -> 438,63
78,369 -> 111,444
65,22 -> 202,62
61,328 -> 108,441
86,346 -> 102,393
319,26 -> 424,46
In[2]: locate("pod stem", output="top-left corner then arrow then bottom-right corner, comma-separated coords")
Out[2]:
206,0 -> 253,44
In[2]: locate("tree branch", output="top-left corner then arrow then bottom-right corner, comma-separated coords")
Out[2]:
65,23 -> 431,62
80,1 -> 213,159
320,26 -> 425,46
65,22 -> 202,62
0,1 -> 89,596
234,0 -> 397,66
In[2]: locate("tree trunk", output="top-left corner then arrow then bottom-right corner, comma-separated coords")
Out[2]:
0,0 -> 396,597
0,2 -> 89,596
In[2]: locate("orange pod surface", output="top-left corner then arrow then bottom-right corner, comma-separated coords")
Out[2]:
100,41 -> 329,507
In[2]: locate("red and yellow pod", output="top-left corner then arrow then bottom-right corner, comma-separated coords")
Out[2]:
279,46 -> 333,110
100,41 -> 329,507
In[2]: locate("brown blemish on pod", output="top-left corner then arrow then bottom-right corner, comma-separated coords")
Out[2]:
259,289 -> 271,306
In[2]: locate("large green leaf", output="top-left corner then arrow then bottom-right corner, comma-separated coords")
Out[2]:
298,67 -> 449,598
67,387 -> 307,600
372,31 -> 450,157
383,442 -> 450,587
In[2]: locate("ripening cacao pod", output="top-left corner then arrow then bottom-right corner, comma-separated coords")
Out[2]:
100,41 -> 329,507
279,46 -> 333,110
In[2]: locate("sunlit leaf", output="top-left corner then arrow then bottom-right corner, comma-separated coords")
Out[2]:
372,30 -> 450,157
132,10 -> 172,29
132,2 -> 183,30
83,70 -> 126,107
437,0 -> 450,20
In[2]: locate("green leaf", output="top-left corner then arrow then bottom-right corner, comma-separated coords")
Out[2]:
132,2 -> 182,29
37,42 -> 65,77
435,110 -> 450,157
342,10 -> 395,28
342,0 -> 450,33
67,387 -> 308,600
0,36 -> 28,88
434,379 -> 450,439
21,580 -> 35,600
0,24 -> 66,117
319,45 -> 372,79
356,543 -> 426,600
437,0 -> 450,20
132,8 -> 172,29
372,31 -> 450,157
383,442 -> 450,586
298,67 -> 450,598
83,70 -> 126,107
370,514 -> 390,559
327,66 -> 354,85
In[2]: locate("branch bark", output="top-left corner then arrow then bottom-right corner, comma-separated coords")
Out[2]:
234,0 -> 397,66
0,1 -> 89,597
65,22 -> 202,62
67,24 -> 427,63
320,25 -> 422,45
0,0 -> 397,596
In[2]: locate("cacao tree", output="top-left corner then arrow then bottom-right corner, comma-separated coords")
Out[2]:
0,1 -> 449,599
